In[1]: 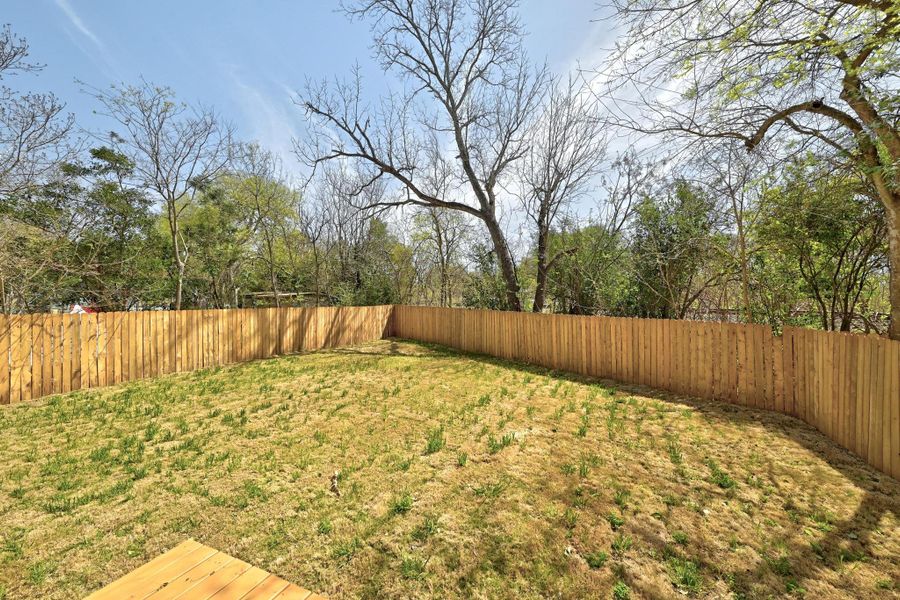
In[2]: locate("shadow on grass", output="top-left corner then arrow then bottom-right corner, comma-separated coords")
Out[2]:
329,337 -> 899,596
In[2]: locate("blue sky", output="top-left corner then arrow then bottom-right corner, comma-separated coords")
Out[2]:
5,1 -> 615,168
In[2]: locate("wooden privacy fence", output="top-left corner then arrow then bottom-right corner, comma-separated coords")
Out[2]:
392,306 -> 900,479
0,306 -> 392,406
1,304 -> 898,480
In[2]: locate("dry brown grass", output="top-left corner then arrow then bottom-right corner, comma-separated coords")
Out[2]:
0,339 -> 897,599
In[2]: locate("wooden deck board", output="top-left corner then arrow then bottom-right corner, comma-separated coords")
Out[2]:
85,540 -> 324,600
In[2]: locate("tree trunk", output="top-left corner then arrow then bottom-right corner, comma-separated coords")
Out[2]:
174,262 -> 184,310
167,199 -> 185,311
266,238 -> 280,308
734,210 -> 753,323
840,75 -> 900,339
886,196 -> 900,340
533,225 -> 549,313
483,214 -> 522,311
270,269 -> 280,308
862,163 -> 900,339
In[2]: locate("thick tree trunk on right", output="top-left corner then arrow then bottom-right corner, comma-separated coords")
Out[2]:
533,225 -> 549,313
886,195 -> 900,341
483,215 -> 522,311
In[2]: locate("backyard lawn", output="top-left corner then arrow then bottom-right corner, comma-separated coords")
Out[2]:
0,340 -> 897,599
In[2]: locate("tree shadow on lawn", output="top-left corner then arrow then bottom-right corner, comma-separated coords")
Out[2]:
338,338 -> 899,596
624,388 -> 899,596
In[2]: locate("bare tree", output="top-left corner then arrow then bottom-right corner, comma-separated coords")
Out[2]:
0,25 -> 74,198
543,153 -> 648,314
688,142 -> 776,323
0,25 -> 76,312
518,75 -> 608,312
413,207 -> 471,306
298,0 -> 546,310
86,80 -> 233,309
602,0 -> 900,337
298,188 -> 332,307
302,163 -> 383,304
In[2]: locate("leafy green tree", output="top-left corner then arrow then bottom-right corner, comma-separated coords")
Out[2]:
230,144 -> 300,307
606,0 -> 900,337
179,184 -> 254,307
88,81 -> 233,309
755,161 -> 888,332
625,181 -> 727,318
461,243 -> 512,311
542,224 -> 630,315
323,218 -> 414,306
1,147 -> 168,311
66,148 -> 168,309
410,208 -> 471,307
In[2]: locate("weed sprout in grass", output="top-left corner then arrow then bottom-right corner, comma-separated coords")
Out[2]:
672,530 -> 689,545
2,529 -> 25,561
400,556 -> 426,580
578,460 -> 590,478
411,515 -> 439,541
705,459 -> 736,489
26,560 -> 56,586
612,580 -> 630,600
613,489 -> 630,510
765,553 -> 793,577
667,556 -> 702,594
606,513 -> 625,531
576,414 -> 589,437
317,518 -> 333,535
390,491 -> 413,515
424,426 -> 445,455
667,439 -> 684,465
585,550 -> 608,569
487,432 -> 514,454
473,479 -> 506,499
611,533 -> 632,557
662,494 -> 681,507
332,537 -> 361,561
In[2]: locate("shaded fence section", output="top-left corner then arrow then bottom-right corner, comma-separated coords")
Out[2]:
0,306 -> 393,406
392,306 -> 900,479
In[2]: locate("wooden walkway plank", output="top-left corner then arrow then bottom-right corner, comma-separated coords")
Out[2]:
241,574 -> 290,600
144,553 -> 234,599
207,566 -> 270,599
175,557 -> 252,598
85,540 -> 322,600
110,545 -> 218,599
85,540 -> 202,599
271,586 -> 315,600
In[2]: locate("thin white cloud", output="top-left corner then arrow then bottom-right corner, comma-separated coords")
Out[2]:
55,0 -> 104,49
224,65 -> 305,176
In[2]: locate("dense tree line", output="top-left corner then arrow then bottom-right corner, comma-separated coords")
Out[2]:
0,0 -> 896,338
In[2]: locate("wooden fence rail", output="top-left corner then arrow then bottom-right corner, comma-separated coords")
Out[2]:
1,304 -> 897,480
0,306 -> 393,406
392,306 -> 900,479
